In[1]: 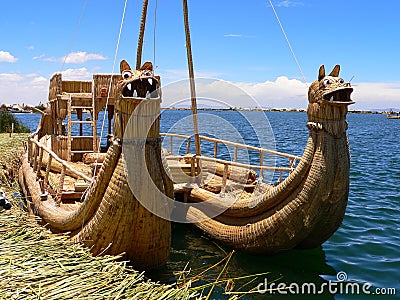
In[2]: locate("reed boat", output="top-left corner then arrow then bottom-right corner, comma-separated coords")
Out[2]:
183,64 -> 354,253
20,61 -> 173,270
19,0 -> 355,269
387,112 -> 400,119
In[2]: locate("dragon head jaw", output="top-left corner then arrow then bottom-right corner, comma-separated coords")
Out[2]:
308,64 -> 354,106
119,60 -> 160,100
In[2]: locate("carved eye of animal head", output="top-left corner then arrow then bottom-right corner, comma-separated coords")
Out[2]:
122,70 -> 133,80
308,64 -> 354,105
119,60 -> 159,99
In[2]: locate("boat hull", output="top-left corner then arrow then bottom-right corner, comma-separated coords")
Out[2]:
186,129 -> 349,253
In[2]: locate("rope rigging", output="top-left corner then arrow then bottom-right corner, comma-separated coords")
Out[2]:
135,0 -> 201,155
60,0 -> 89,73
268,0 -> 308,87
96,0 -> 129,159
84,0 -> 129,225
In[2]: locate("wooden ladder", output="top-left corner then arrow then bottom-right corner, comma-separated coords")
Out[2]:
66,94 -> 97,161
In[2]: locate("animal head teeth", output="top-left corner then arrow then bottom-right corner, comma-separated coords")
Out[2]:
146,91 -> 151,99
148,78 -> 153,85
330,96 -> 334,102
133,90 -> 137,97
127,83 -> 132,91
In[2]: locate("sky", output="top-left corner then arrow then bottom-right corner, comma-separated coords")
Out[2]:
0,0 -> 399,110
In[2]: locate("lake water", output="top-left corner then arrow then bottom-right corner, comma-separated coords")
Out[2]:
14,111 -> 400,299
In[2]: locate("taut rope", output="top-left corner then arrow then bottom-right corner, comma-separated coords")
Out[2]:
268,0 -> 308,87
61,0 -> 89,72
96,0 -> 128,157
85,0 -> 129,229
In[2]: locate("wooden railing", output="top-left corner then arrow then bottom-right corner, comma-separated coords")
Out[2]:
161,132 -> 302,184
28,132 -> 92,204
161,133 -> 192,155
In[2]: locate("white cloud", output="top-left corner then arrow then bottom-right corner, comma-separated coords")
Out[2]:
277,0 -> 304,7
30,76 -> 48,86
223,34 -> 255,38
61,67 -> 92,80
0,73 -> 24,82
42,51 -> 106,64
63,51 -> 106,64
27,45 -> 35,50
1,70 -> 398,110
43,57 -> 57,62
0,74 -> 47,105
162,76 -> 400,110
162,77 -> 306,109
224,34 -> 243,38
26,73 -> 39,78
0,51 -> 18,63
161,69 -> 223,81
33,54 -> 46,60
236,76 -> 308,108
352,82 -> 400,110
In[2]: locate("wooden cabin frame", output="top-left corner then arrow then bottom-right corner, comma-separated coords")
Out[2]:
48,73 -> 121,162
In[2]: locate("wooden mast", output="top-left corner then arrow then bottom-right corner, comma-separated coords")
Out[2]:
136,0 -> 149,70
183,0 -> 201,156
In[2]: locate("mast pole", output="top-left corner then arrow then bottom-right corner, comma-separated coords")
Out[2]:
183,0 -> 201,155
136,0 -> 149,70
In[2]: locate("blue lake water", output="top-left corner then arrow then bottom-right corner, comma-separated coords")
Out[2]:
14,111 -> 400,299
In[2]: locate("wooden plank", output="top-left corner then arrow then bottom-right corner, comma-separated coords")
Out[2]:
61,191 -> 84,200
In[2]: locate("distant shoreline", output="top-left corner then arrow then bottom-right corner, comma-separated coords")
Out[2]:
161,107 -> 398,115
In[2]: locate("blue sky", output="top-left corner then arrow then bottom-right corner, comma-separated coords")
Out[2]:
0,0 -> 399,109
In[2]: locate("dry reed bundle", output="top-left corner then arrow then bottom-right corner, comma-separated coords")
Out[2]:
174,250 -> 275,299
0,208 -> 197,299
0,133 -> 28,187
0,134 -> 195,298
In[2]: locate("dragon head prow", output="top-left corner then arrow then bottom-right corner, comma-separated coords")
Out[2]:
308,64 -> 354,106
119,60 -> 160,99
307,65 -> 355,136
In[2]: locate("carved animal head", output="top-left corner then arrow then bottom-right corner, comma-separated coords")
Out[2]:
308,65 -> 354,105
307,65 -> 354,136
119,60 -> 159,99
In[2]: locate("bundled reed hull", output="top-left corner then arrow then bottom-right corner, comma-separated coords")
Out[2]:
186,65 -> 354,253
20,61 -> 173,269
187,129 -> 349,253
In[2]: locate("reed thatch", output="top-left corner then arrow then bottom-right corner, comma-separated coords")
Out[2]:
0,134 -> 188,299
186,65 -> 354,253
0,207 -> 196,299
0,133 -> 28,188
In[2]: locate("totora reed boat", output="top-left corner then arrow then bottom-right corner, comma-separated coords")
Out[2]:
19,0 -> 354,269
387,111 -> 400,119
